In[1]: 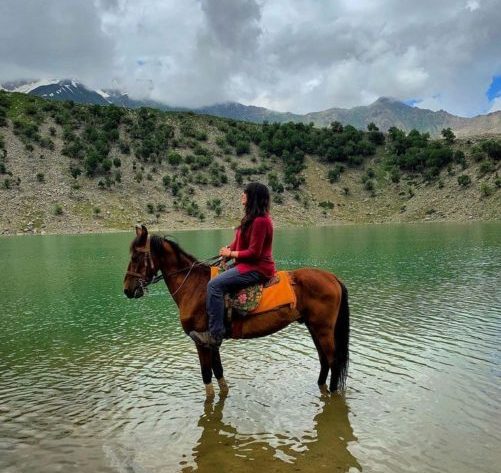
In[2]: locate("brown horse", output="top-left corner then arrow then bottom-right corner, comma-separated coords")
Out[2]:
123,225 -> 350,399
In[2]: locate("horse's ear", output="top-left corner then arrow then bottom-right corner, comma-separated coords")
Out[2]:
135,224 -> 148,244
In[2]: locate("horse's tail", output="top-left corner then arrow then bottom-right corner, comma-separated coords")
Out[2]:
332,280 -> 350,391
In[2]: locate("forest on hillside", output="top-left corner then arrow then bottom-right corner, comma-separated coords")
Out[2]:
1,91 -> 500,224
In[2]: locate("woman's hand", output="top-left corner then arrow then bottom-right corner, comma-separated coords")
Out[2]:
219,246 -> 232,258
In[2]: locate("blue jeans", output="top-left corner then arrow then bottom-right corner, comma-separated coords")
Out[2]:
207,267 -> 264,339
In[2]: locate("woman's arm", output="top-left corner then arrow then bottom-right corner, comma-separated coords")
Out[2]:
231,218 -> 267,260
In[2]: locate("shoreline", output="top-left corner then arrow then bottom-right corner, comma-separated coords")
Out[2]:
1,216 -> 498,238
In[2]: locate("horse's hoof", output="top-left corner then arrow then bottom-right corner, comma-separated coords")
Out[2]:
205,383 -> 215,400
318,383 -> 330,395
218,377 -> 229,396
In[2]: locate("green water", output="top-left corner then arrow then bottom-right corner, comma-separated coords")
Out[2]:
1,223 -> 500,473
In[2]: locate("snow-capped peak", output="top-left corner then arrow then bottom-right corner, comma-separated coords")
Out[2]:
96,89 -> 111,99
1,79 -> 61,94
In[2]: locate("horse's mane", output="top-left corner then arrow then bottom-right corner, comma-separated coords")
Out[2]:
150,235 -> 205,267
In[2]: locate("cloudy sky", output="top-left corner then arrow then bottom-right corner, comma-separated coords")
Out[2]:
1,0 -> 500,116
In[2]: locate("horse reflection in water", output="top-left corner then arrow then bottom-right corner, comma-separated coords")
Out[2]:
181,395 -> 361,473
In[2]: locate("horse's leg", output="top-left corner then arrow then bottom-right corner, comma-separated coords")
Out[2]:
307,324 -> 330,394
211,349 -> 229,396
196,345 -> 215,400
309,323 -> 337,392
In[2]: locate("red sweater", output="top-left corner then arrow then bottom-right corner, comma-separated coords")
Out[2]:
228,214 -> 276,278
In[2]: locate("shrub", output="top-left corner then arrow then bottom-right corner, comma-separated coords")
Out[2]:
471,146 -> 486,162
113,157 -> 121,168
327,164 -> 345,183
457,174 -> 471,187
318,200 -> 334,209
193,144 -> 210,156
236,140 -> 250,155
478,160 -> 495,176
162,175 -> 171,188
53,204 -> 63,215
207,198 -> 222,216
70,166 -> 82,179
147,203 -> 155,214
480,182 -> 494,197
481,140 -> 501,161
273,194 -> 284,204
102,159 -> 112,172
268,172 -> 284,192
134,171 -> 143,183
171,181 -> 182,196
36,173 -> 45,183
368,130 -> 385,145
93,207 -> 101,216
84,152 -> 100,176
364,180 -> 375,191
167,151 -> 183,166
119,141 -> 130,154
390,167 -> 400,183
195,130 -> 207,141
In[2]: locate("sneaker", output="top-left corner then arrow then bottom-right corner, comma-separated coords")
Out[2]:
189,331 -> 222,348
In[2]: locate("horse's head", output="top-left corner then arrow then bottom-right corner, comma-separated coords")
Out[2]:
123,225 -> 158,299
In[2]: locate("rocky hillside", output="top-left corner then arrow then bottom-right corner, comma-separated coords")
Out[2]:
0,91 -> 499,235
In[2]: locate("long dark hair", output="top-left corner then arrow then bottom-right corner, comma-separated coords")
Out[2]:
240,182 -> 270,231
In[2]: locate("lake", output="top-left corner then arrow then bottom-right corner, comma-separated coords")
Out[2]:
0,223 -> 500,473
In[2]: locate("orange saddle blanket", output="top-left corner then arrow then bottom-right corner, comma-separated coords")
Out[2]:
210,268 -> 297,314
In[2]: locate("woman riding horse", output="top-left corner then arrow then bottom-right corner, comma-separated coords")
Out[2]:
123,196 -> 349,397
190,182 -> 275,348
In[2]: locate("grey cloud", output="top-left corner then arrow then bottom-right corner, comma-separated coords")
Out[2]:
200,0 -> 261,53
0,0 -> 114,86
1,0 -> 500,116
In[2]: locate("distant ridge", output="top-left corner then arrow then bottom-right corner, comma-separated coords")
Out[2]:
2,79 -> 500,136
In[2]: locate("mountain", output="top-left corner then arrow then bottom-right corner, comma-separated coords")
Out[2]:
304,97 -> 468,135
1,79 -> 111,105
196,98 -> 501,137
2,79 -> 500,136
197,102 -> 302,124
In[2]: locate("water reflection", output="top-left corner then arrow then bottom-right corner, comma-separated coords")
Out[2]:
183,395 -> 361,473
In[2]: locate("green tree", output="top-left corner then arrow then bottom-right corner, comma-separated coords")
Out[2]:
441,128 -> 456,144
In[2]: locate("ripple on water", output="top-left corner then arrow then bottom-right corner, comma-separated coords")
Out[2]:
1,224 -> 500,473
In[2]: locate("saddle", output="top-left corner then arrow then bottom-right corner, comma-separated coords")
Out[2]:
209,268 -> 296,318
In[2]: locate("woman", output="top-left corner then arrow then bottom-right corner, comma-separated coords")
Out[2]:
190,182 -> 275,347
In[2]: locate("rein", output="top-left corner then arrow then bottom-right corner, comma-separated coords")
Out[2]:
127,241 -> 221,295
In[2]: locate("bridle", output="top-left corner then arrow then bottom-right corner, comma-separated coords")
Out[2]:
125,242 -> 159,292
126,239 -> 221,296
